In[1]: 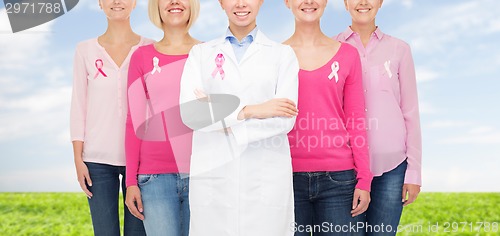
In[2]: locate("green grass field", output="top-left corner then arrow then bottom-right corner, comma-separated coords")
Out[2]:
1,193 -> 499,235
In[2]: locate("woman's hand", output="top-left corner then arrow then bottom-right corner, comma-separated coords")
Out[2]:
125,186 -> 145,220
402,184 -> 421,206
351,189 -> 370,217
75,160 -> 93,198
238,98 -> 298,120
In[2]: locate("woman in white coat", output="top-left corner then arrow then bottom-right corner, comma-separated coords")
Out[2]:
179,0 -> 299,235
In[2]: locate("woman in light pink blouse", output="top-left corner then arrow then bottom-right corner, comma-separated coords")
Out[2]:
335,0 -> 422,235
284,0 -> 372,235
70,0 -> 153,235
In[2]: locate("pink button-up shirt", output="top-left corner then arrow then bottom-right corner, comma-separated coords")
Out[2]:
70,37 -> 154,166
335,27 -> 422,186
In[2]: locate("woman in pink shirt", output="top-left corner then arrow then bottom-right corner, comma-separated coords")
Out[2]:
284,0 -> 372,235
70,0 -> 153,235
335,0 -> 422,235
123,0 -> 200,235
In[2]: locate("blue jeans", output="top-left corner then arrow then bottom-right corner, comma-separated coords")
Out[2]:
293,170 -> 365,236
85,162 -> 146,236
364,160 -> 407,236
138,173 -> 190,236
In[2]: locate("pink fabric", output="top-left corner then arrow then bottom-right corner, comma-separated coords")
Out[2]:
70,37 -> 154,166
335,27 -> 422,186
126,44 -> 193,187
288,43 -> 373,191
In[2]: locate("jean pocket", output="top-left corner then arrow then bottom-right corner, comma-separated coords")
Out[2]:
326,170 -> 357,185
137,174 -> 156,186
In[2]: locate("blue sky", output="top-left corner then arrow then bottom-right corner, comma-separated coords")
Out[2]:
0,0 -> 499,192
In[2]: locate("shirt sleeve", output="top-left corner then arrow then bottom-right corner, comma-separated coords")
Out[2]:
125,49 -> 144,187
399,44 -> 422,186
70,46 -> 88,142
231,46 -> 299,145
344,48 -> 373,191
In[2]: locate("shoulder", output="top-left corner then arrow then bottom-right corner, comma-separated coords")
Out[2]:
333,27 -> 352,42
130,45 -> 157,68
75,38 -> 97,53
199,36 -> 224,48
338,42 -> 361,62
340,42 -> 358,54
131,44 -> 151,60
383,33 -> 412,53
135,44 -> 154,54
140,37 -> 156,45
333,32 -> 344,42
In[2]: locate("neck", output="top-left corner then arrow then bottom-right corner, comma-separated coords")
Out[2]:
350,22 -> 377,42
159,26 -> 193,46
228,23 -> 256,41
101,19 -> 136,42
290,20 -> 327,46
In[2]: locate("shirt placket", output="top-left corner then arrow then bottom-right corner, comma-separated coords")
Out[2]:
117,69 -> 123,117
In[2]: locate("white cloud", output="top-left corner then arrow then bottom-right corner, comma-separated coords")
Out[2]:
328,0 -> 346,11
418,101 -> 437,114
440,132 -> 500,145
487,17 -> 500,33
191,1 -> 227,40
426,120 -> 500,144
133,21 -> 163,41
0,167 -> 80,192
0,9 -> 54,70
264,21 -> 294,43
416,67 -> 439,83
468,126 -> 494,134
396,0 -> 499,55
0,75 -> 32,95
0,86 -> 70,112
0,85 -> 71,141
0,8 -> 72,143
401,0 -> 413,8
423,165 -> 500,192
427,120 -> 471,129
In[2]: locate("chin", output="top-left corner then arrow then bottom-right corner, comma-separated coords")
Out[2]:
233,20 -> 254,27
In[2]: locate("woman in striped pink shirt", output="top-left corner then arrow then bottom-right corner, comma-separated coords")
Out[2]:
335,0 -> 422,235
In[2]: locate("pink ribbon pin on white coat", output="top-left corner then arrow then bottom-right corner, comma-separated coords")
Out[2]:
211,53 -> 225,80
151,57 -> 161,75
328,61 -> 340,83
94,59 -> 108,79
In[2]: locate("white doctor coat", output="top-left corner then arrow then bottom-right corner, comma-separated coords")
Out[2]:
179,30 -> 299,236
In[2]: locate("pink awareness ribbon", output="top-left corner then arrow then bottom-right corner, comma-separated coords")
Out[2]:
328,61 -> 340,83
211,53 -> 225,80
151,57 -> 161,75
94,59 -> 108,79
384,60 -> 393,78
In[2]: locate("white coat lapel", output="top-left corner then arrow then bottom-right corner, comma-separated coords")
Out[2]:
240,43 -> 261,65
240,30 -> 274,65
216,39 -> 238,67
